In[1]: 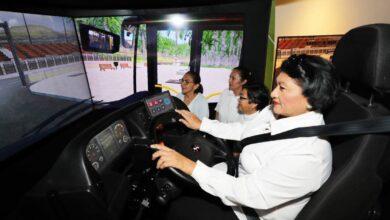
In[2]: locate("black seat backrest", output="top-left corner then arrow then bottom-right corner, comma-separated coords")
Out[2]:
296,24 -> 390,220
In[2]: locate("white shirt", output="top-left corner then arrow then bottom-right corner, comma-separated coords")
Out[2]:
177,93 -> 209,119
192,106 -> 332,220
215,89 -> 244,123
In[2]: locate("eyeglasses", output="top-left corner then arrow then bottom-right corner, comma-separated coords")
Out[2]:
239,96 -> 249,101
179,79 -> 194,85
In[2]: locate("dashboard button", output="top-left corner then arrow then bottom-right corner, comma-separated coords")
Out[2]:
163,98 -> 171,105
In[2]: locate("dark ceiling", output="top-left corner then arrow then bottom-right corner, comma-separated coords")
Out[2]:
0,0 -> 252,11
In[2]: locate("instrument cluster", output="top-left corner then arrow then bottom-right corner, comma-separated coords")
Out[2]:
85,120 -> 131,171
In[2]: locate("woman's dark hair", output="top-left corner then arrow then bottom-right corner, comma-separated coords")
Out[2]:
280,54 -> 340,112
243,84 -> 270,111
233,66 -> 252,84
185,71 -> 203,94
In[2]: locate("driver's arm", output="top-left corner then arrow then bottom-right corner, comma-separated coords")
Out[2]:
176,109 -> 245,141
199,118 -> 245,141
177,106 -> 276,141
151,139 -> 328,210
191,147 -> 326,210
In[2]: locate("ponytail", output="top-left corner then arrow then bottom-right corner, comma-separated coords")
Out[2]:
195,84 -> 203,94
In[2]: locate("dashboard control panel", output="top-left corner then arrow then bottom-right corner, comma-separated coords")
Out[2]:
144,91 -> 175,118
85,120 -> 130,171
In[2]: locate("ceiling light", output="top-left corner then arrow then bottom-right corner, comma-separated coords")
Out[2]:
168,14 -> 187,28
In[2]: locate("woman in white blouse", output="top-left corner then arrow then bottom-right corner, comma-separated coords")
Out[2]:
215,66 -> 252,123
176,71 -> 209,119
152,54 -> 339,220
215,67 -> 253,156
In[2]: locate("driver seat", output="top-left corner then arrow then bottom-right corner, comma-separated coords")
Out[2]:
296,24 -> 390,220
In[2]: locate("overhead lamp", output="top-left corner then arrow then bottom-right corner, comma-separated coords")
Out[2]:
168,14 -> 187,28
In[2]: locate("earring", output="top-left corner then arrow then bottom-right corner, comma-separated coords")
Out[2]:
306,103 -> 313,110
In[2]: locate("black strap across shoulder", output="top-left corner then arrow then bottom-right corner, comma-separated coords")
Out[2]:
238,116 -> 390,220
240,116 -> 390,148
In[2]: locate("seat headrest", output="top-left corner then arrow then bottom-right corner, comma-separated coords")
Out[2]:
332,24 -> 390,93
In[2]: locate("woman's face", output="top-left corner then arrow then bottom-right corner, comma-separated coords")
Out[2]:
238,88 -> 257,115
271,72 -> 310,117
180,73 -> 198,95
229,70 -> 246,91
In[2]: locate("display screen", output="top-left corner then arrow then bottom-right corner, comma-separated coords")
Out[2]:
88,29 -> 114,51
144,91 -> 175,118
76,18 -> 134,103
79,24 -> 120,53
0,11 -> 91,160
86,120 -> 130,171
97,128 -> 118,159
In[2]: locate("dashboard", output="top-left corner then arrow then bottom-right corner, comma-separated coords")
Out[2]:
85,91 -> 176,172
85,120 -> 131,171
21,92 -> 216,220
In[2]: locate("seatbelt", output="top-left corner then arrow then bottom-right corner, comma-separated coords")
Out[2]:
238,116 -> 390,220
241,116 -> 390,148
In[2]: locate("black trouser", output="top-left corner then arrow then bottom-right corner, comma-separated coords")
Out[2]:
165,187 -> 239,220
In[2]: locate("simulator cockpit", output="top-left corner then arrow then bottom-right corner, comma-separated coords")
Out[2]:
0,1 -> 389,220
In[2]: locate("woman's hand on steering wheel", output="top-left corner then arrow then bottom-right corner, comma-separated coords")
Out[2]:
175,109 -> 202,130
151,143 -> 196,175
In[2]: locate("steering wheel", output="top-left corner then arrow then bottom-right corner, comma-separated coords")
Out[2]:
167,131 -> 236,185
147,98 -> 239,204
151,97 -> 235,185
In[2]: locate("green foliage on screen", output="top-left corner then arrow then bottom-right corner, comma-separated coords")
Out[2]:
157,31 -> 191,57
75,17 -> 125,35
200,30 -> 243,68
201,30 -> 243,57
137,24 -> 147,55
